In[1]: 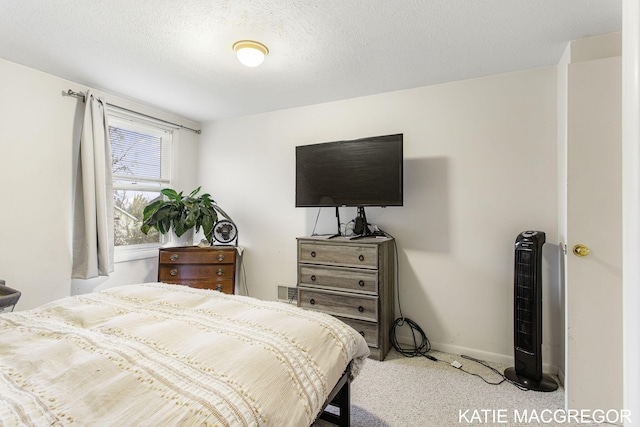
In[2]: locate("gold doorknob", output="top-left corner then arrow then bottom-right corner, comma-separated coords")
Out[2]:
573,244 -> 590,257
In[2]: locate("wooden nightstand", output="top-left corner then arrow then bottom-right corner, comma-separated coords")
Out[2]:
158,246 -> 237,294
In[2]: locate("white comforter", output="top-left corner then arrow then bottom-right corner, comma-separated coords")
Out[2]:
0,283 -> 369,426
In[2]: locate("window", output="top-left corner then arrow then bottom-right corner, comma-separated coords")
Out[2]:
108,110 -> 173,259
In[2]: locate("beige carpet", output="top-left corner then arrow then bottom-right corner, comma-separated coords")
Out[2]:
314,349 -> 614,427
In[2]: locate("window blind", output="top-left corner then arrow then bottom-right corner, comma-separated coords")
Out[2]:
110,126 -> 169,183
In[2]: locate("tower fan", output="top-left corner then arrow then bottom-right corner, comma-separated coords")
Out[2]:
504,231 -> 558,392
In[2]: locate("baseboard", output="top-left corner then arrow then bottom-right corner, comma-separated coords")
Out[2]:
557,365 -> 566,387
395,334 -> 559,376
429,341 -> 513,366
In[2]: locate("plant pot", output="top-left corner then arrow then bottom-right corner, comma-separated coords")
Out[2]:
163,227 -> 195,247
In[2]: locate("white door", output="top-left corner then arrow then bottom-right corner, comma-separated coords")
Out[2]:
566,55 -> 623,412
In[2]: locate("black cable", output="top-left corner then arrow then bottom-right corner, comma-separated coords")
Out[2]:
341,219 -> 355,237
241,254 -> 249,296
383,229 -> 434,359
390,317 -> 433,358
460,355 -> 529,391
381,227 -> 528,390
427,353 -> 529,390
379,229 -> 403,318
310,208 -> 322,236
455,355 -> 506,386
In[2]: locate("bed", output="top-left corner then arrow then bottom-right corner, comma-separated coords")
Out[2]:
0,282 -> 369,426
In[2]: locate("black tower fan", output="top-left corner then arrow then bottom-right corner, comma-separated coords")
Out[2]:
504,231 -> 558,392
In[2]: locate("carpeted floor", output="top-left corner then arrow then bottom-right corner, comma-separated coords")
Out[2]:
314,349 -> 613,427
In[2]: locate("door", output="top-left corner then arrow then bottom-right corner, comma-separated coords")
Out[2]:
566,55 -> 622,412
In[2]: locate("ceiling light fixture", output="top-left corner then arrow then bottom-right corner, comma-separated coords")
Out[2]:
232,40 -> 269,67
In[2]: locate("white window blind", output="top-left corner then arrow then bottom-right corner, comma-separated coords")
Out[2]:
110,115 -> 171,188
111,127 -> 166,182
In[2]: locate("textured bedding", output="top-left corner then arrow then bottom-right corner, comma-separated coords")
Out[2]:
0,282 -> 369,426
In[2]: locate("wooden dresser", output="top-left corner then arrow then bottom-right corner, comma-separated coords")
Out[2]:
158,246 -> 237,294
297,236 -> 395,360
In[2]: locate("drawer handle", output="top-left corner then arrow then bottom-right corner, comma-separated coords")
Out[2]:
358,254 -> 365,262
310,298 -> 316,305
170,254 -> 179,261
216,269 -> 224,276
311,275 -> 316,282
358,306 -> 364,313
358,280 -> 365,287
217,254 -> 225,262
310,251 -> 316,258
216,285 -> 223,291
169,269 -> 178,276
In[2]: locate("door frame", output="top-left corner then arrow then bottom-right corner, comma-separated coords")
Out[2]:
622,2 -> 640,425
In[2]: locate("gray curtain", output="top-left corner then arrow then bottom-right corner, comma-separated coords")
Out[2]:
72,91 -> 114,279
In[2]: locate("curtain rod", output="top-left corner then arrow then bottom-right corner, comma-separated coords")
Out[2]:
66,89 -> 202,135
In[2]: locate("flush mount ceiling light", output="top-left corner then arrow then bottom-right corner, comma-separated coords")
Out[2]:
232,40 -> 269,67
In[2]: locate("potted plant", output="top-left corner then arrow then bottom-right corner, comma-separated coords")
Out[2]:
141,187 -> 232,246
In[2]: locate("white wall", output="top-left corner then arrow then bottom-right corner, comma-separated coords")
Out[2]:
199,67 -> 560,367
0,55 -> 561,369
0,58 -> 200,310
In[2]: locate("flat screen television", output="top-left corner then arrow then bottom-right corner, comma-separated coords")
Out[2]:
296,134 -> 403,208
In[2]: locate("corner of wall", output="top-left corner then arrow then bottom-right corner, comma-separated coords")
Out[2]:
569,32 -> 622,63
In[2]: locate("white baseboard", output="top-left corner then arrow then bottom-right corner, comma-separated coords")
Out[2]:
429,341 -> 513,366
395,334 -> 559,376
557,365 -> 566,387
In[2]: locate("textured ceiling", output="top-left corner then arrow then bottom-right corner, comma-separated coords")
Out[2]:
0,0 -> 621,122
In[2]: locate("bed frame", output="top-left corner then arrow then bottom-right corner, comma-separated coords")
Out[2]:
317,363 -> 352,427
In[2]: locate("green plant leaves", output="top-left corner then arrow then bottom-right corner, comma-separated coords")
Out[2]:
140,187 -> 232,241
188,186 -> 202,198
160,188 -> 179,201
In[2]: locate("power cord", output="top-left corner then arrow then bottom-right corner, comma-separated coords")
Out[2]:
311,208 -> 322,236
459,355 -> 529,390
427,354 -> 529,391
456,355 -> 506,385
383,229 -> 434,359
310,207 -> 356,237
241,253 -> 249,296
382,228 -> 528,390
390,317 -> 433,359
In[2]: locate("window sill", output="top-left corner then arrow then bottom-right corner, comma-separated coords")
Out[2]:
114,244 -> 160,263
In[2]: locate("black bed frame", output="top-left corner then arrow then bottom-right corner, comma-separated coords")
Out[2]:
317,364 -> 351,427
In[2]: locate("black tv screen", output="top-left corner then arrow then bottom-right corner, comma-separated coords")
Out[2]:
296,134 -> 403,207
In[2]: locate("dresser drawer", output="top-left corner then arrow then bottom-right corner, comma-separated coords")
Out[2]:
337,316 -> 379,348
158,247 -> 238,295
299,265 -> 377,295
296,236 -> 394,361
159,249 -> 235,265
298,289 -> 377,321
299,242 -> 378,269
159,264 -> 235,281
